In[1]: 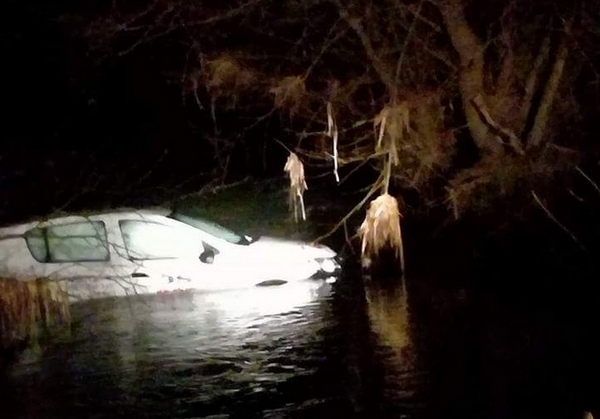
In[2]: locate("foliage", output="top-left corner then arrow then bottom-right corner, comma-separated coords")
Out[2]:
0,278 -> 70,353
204,54 -> 255,101
73,0 -> 600,260
447,145 -> 579,217
270,76 -> 307,116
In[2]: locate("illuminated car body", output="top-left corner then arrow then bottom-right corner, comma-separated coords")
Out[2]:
0,209 -> 341,302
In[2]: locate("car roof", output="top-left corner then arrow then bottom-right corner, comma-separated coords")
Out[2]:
0,207 -> 172,237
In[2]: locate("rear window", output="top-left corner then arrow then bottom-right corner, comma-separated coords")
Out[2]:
25,221 -> 110,263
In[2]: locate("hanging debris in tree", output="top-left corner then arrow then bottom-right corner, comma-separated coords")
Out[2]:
284,152 -> 308,222
270,76 -> 306,117
359,193 -> 405,271
326,102 -> 340,183
374,102 -> 410,167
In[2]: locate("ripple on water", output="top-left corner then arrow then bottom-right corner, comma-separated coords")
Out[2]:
2,271 -> 597,419
2,281 -> 366,419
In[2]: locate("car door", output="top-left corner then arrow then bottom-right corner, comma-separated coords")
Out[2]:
165,213 -> 280,285
117,218 -> 217,293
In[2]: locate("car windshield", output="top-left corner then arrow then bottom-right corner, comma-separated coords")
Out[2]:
168,213 -> 251,245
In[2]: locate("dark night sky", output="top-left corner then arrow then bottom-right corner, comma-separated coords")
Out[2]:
1,0 -> 289,221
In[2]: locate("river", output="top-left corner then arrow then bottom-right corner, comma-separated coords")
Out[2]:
1,270 -> 598,419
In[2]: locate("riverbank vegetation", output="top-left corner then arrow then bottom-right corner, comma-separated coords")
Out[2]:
0,278 -> 70,369
66,0 -> 599,264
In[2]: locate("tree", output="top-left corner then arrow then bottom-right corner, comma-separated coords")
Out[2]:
73,0 -> 599,218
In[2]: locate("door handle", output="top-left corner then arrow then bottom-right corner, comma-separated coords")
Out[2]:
131,272 -> 149,278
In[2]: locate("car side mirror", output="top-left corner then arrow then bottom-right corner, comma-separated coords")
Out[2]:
200,249 -> 215,264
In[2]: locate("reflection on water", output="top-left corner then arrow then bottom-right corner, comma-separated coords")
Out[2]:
1,280 -> 360,419
1,273 -> 599,419
364,278 -> 423,415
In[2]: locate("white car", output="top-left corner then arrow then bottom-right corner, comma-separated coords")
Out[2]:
0,209 -> 341,302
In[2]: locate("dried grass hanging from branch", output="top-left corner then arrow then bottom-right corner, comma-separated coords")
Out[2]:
205,55 -> 254,97
359,193 -> 405,271
270,76 -> 306,116
326,102 -> 340,183
284,152 -> 308,222
374,102 -> 410,167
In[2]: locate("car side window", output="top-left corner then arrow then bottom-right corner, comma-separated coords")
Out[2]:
25,221 -> 110,263
119,220 -> 203,260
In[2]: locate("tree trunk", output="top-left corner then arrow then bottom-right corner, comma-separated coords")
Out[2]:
438,0 -> 501,154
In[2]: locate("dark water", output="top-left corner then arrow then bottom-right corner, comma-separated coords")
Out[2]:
1,272 -> 599,419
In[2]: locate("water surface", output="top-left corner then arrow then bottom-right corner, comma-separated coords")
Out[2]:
1,273 -> 598,418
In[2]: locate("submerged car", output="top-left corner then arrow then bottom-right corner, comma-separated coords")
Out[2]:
0,209 -> 341,302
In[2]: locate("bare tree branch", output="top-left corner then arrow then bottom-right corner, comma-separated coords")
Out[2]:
527,18 -> 573,149
394,0 -> 425,87
471,95 -> 525,155
334,1 -> 396,93
518,32 -> 551,132
532,190 -> 584,249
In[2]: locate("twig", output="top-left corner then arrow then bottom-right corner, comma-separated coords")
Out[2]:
315,174 -> 384,242
394,0 -> 425,88
343,220 -> 356,254
274,138 -> 294,154
567,188 -> 585,202
335,1 -> 396,92
298,192 -> 307,221
519,31 -> 551,130
531,190 -> 584,249
303,20 -> 347,79
383,153 -> 393,194
132,149 -> 169,188
527,17 -> 573,149
471,95 -> 525,155
186,0 -> 267,27
193,89 -> 204,111
339,151 -> 387,186
576,165 -> 600,195
210,97 -> 219,136
326,102 -> 340,183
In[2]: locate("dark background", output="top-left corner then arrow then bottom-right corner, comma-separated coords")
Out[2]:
1,0 -> 284,221
2,0 -> 600,285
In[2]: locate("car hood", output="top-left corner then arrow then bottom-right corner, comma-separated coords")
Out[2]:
249,236 -> 337,259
